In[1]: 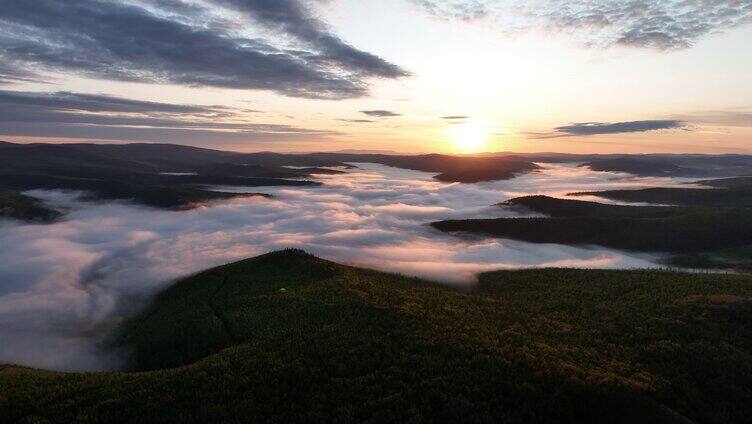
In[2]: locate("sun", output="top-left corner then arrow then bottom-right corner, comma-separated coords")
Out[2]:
451,121 -> 488,153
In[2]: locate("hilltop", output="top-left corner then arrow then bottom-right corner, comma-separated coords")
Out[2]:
2,250 -> 751,423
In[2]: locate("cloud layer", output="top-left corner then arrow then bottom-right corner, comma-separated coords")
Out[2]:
413,0 -> 752,50
534,0 -> 752,50
0,62 -> 37,85
0,0 -> 407,99
0,90 -> 333,144
0,163 -> 701,372
550,119 -> 686,137
410,0 -> 490,21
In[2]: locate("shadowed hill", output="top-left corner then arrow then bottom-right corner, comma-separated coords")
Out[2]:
501,195 -> 679,218
0,189 -> 61,222
2,250 -> 752,423
433,195 -> 752,253
579,155 -> 752,177
572,176 -> 752,208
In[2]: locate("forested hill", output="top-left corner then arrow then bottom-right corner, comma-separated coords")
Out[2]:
2,250 -> 751,423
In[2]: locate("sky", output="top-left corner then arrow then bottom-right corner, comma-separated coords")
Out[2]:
0,0 -> 751,154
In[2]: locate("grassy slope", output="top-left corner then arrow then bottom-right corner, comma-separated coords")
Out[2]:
2,250 -> 752,423
433,196 -> 752,253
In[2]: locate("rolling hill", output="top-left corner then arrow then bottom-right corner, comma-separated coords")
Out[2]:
2,250 -> 751,423
432,195 -> 752,253
0,142 -> 544,212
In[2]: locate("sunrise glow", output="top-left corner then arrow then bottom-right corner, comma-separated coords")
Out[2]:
451,121 -> 489,153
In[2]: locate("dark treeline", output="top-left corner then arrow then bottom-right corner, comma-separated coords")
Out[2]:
433,195 -> 752,253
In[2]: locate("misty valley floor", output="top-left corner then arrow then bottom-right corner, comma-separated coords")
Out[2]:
2,250 -> 751,423
0,158 -> 740,372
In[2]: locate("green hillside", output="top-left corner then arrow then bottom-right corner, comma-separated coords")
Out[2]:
2,250 -> 752,423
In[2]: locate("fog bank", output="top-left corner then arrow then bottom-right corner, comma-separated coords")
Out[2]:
0,163 -> 698,371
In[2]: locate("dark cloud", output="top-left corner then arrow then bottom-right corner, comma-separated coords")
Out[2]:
540,120 -> 686,138
441,115 -> 469,120
0,0 -> 407,99
413,1 -> 752,51
361,110 -> 402,117
338,119 -> 376,123
208,0 -> 408,78
0,90 -> 334,144
0,90 -> 225,115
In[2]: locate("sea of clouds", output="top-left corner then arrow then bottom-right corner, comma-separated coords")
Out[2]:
0,163 -> 702,371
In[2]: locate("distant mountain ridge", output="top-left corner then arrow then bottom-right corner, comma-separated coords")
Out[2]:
3,141 -> 752,220
4,141 -> 752,177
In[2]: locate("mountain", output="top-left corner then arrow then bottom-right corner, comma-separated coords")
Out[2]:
1,250 -> 750,423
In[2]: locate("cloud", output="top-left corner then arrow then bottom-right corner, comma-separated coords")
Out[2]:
674,110 -> 752,127
532,0 -> 752,50
0,162 -> 686,372
0,62 -> 39,85
536,119 -> 686,138
338,118 -> 376,123
0,0 -> 407,99
441,115 -> 469,124
207,0 -> 408,79
412,1 -> 752,51
361,110 -> 402,117
410,0 -> 490,21
0,90 -> 226,115
0,90 -> 335,144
